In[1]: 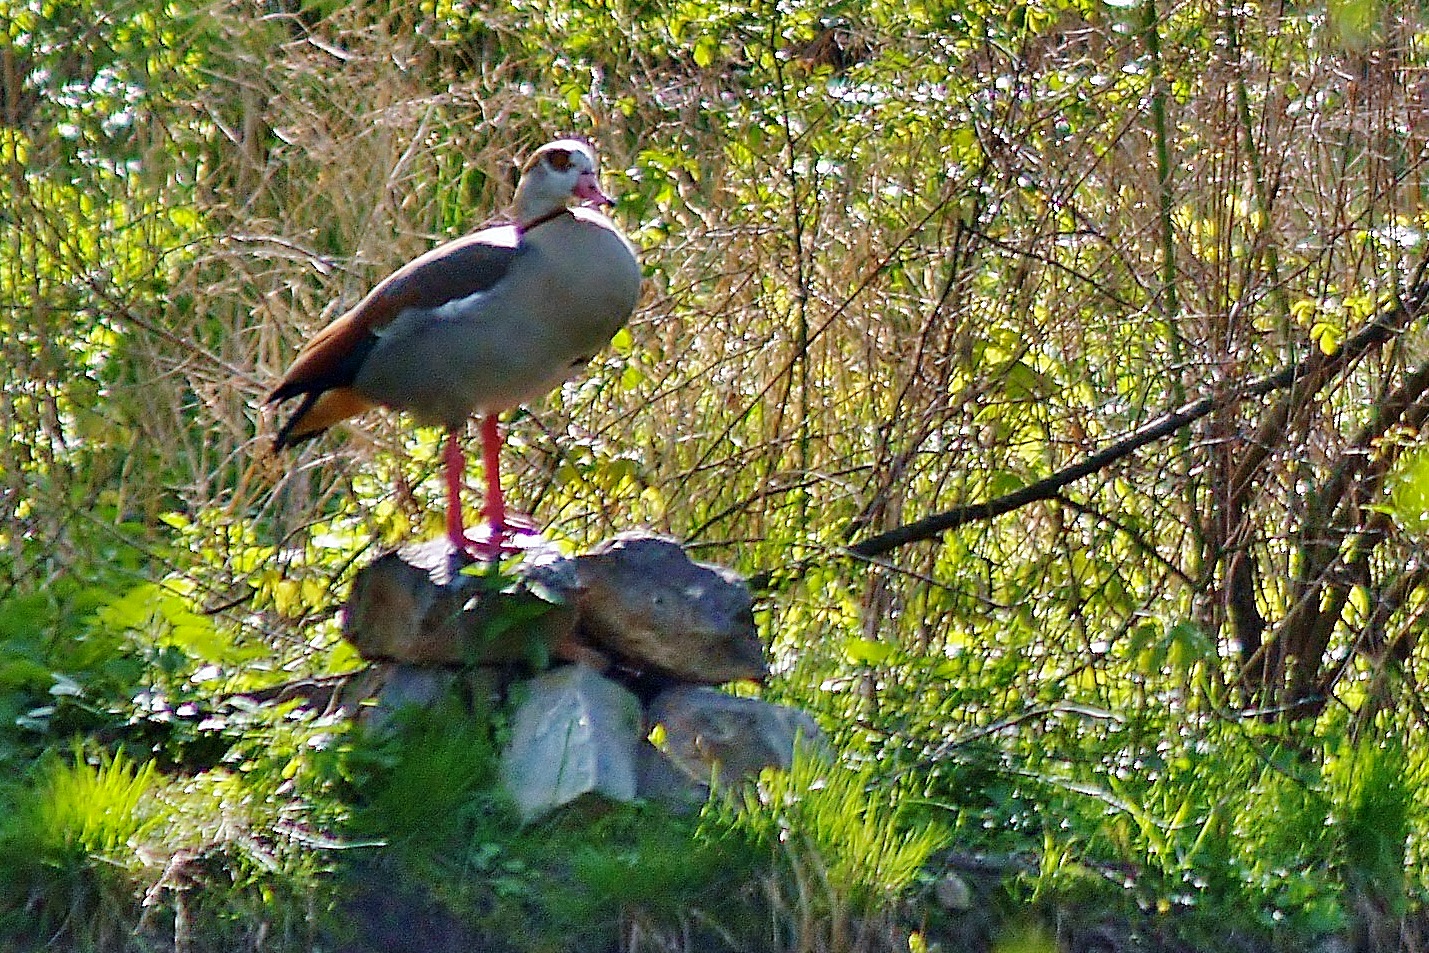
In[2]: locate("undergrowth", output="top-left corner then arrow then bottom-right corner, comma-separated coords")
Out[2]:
0,566 -> 1426,951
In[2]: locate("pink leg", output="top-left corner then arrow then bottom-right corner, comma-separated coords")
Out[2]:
443,430 -> 468,550
449,416 -> 537,559
480,415 -> 506,532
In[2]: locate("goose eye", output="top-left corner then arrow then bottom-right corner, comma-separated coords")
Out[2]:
546,149 -> 573,172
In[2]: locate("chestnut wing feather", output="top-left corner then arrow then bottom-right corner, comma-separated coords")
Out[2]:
267,230 -> 521,445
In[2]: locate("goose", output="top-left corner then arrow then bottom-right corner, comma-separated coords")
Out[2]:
267,138 -> 642,556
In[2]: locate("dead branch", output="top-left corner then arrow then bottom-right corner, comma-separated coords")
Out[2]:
844,261 -> 1429,561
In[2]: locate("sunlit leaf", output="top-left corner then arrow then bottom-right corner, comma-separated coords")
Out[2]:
1387,450 -> 1429,533
844,637 -> 897,665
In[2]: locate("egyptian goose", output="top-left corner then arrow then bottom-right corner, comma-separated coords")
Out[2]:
267,139 -> 641,556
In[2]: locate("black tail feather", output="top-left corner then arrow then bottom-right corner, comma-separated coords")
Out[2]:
272,392 -> 322,451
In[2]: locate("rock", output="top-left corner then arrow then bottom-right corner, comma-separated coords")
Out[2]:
934,872 -> 972,912
640,686 -> 826,804
575,532 -> 767,684
342,540 -> 578,668
356,664 -> 506,731
333,534 -> 827,822
500,665 -> 642,823
634,737 -> 708,813
365,665 -> 458,730
1313,936 -> 1353,953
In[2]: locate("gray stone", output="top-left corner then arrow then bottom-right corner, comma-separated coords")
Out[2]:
501,665 -> 643,823
575,532 -> 767,684
634,738 -> 708,813
934,872 -> 972,911
640,686 -> 826,804
366,664 -> 457,729
342,540 -> 578,668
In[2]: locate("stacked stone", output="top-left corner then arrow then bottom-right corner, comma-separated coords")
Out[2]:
342,532 -> 823,822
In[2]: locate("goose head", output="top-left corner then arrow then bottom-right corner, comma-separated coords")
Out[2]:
514,139 -> 614,226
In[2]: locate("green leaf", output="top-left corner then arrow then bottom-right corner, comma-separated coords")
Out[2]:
844,637 -> 897,665
1388,450 -> 1429,533
693,35 -> 718,68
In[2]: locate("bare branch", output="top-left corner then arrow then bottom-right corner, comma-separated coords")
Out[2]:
845,261 -> 1429,561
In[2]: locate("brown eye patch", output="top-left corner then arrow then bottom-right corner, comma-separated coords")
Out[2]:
545,148 -> 574,172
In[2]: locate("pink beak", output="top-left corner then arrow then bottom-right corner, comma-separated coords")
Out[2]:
574,170 -> 615,207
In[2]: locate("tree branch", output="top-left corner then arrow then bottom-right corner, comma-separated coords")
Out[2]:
845,264 -> 1429,561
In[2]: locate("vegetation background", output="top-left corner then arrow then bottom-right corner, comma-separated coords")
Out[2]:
3,0 -> 1429,949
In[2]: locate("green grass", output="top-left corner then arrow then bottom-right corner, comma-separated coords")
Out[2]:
0,747 -> 159,945
712,747 -> 951,952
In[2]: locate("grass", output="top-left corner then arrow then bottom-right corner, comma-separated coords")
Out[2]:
0,619 -> 1424,951
0,747 -> 160,946
713,747 -> 951,953
313,699 -> 931,952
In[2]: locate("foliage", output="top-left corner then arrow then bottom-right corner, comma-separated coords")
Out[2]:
5,0 -> 1429,947
0,747 -> 160,942
714,746 -> 951,951
314,697 -> 770,951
